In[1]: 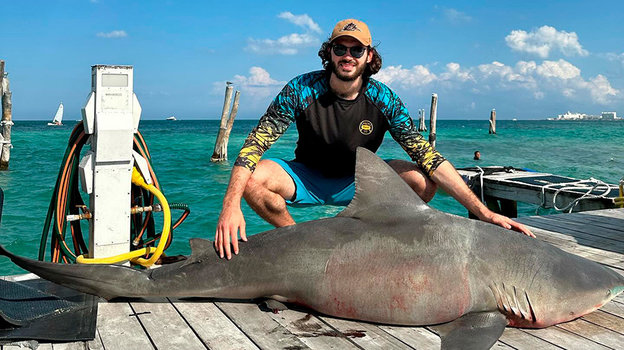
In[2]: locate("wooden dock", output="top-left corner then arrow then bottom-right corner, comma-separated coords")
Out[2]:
3,208 -> 624,350
458,167 -> 621,214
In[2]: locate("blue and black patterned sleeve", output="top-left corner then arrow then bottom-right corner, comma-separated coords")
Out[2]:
366,79 -> 446,177
234,72 -> 325,172
233,80 -> 299,172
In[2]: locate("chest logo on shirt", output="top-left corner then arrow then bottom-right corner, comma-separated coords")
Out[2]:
359,120 -> 373,135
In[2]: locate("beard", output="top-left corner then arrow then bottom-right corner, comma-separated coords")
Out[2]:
330,59 -> 367,82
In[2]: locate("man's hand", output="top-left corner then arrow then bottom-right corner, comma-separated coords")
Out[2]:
482,212 -> 536,238
215,205 -> 247,259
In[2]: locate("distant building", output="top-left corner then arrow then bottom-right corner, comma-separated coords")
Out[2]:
547,111 -> 620,121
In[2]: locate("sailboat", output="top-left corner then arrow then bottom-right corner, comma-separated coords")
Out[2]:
47,102 -> 63,126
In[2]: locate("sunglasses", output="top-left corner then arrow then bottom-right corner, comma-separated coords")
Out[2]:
332,44 -> 368,58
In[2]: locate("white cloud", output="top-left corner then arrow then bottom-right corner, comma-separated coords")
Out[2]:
505,25 -> 588,58
96,30 -> 127,38
215,67 -> 286,99
440,62 -> 474,82
247,33 -> 319,55
536,59 -> 580,79
605,52 -> 624,66
278,12 -> 321,33
375,65 -> 437,89
443,8 -> 472,24
378,58 -> 618,105
583,75 -> 618,104
246,13 -> 321,55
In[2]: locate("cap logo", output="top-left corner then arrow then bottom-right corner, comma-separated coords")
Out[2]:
359,120 -> 373,135
341,22 -> 361,32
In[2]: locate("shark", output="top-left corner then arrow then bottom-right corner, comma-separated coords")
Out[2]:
2,147 -> 623,349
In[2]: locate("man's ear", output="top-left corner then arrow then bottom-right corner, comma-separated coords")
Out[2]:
366,49 -> 373,64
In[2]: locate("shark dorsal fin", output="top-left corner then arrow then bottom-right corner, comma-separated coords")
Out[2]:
338,148 -> 430,220
190,238 -> 213,254
182,238 -> 214,265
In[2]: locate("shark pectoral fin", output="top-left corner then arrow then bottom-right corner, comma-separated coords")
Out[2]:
432,311 -> 508,350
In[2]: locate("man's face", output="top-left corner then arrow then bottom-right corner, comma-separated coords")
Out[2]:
329,37 -> 373,82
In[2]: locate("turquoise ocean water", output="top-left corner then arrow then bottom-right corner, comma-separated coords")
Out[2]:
1,119 -> 623,275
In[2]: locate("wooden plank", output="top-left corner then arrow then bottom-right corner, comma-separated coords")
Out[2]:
498,328 -> 563,349
170,299 -> 258,350
483,181 -> 614,211
50,342 -> 87,350
267,308 -> 359,349
130,298 -> 206,349
582,310 -> 624,335
86,329 -> 104,350
523,217 -> 624,257
580,209 -> 624,220
319,316 -> 412,349
522,326 -> 612,349
563,213 -> 624,232
380,325 -> 441,349
519,218 -> 624,256
96,301 -> 154,349
521,224 -> 624,272
599,300 -> 624,318
556,318 -> 624,349
535,215 -> 624,243
215,301 -> 310,349
2,343 -> 52,350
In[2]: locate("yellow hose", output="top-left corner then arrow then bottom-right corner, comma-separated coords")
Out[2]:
76,168 -> 171,266
617,179 -> 624,208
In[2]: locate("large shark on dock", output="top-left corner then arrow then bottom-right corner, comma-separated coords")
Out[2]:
2,148 -> 624,349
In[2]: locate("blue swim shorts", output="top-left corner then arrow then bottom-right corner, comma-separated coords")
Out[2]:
266,158 -> 355,207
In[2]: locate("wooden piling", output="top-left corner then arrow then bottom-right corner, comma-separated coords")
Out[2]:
489,108 -> 496,134
417,109 -> 427,132
221,90 -> 240,149
429,94 -> 438,148
211,84 -> 237,162
0,61 -> 11,170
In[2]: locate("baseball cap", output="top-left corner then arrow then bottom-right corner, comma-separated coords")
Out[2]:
330,19 -> 372,47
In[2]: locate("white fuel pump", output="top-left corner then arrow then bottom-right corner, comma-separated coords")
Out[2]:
79,65 -> 142,259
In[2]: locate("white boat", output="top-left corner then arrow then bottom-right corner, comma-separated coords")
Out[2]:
47,103 -> 63,126
166,116 -> 177,121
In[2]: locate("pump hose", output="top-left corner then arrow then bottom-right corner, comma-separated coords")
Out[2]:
40,121 -> 190,265
76,168 -> 171,266
616,178 -> 624,208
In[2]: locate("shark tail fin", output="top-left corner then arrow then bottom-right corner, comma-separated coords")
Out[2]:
0,245 -> 153,300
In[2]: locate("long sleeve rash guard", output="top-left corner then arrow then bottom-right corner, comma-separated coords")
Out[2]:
234,70 -> 446,178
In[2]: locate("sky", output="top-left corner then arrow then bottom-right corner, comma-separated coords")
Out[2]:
1,1 -> 623,120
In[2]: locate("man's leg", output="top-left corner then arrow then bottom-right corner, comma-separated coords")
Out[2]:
387,159 -> 438,202
243,159 -> 297,227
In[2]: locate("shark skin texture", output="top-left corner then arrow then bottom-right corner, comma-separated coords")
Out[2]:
2,148 -> 623,350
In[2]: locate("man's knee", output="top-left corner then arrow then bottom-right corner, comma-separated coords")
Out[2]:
243,160 -> 274,197
387,159 -> 437,203
244,159 -> 295,200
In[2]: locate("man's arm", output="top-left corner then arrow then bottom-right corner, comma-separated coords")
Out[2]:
431,161 -> 535,237
214,76 -> 301,259
371,81 -> 534,237
215,166 -> 252,259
